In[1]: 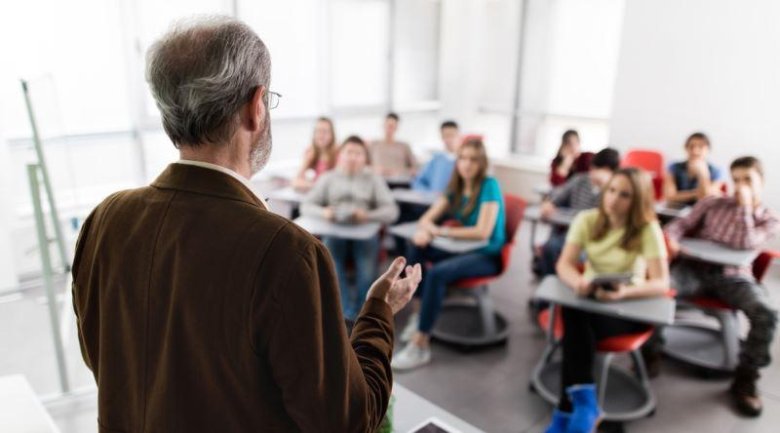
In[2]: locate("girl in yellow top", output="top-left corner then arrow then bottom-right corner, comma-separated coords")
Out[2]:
545,168 -> 670,433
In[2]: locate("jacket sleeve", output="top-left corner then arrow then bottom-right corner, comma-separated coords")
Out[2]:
71,210 -> 97,372
260,234 -> 394,433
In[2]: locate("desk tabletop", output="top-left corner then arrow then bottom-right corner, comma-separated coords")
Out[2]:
389,222 -> 488,254
654,203 -> 692,219
294,216 -> 381,240
534,276 -> 675,326
391,189 -> 440,207
678,238 -> 759,267
533,184 -> 552,197
385,174 -> 413,186
524,205 -> 579,227
267,186 -> 306,205
392,383 -> 484,433
0,375 -> 60,433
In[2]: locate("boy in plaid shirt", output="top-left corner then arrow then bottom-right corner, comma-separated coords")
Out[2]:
665,156 -> 779,417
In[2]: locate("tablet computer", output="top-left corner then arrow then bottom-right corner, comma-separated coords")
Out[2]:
590,272 -> 633,291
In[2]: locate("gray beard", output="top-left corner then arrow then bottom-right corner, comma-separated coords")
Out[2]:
249,114 -> 273,175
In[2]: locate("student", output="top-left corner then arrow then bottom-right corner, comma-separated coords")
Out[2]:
301,136 -> 399,320
292,117 -> 337,191
664,156 -> 778,417
391,138 -> 506,371
545,168 -> 669,433
537,148 -> 621,276
370,112 -> 417,178
550,129 -> 592,187
664,132 -> 724,206
411,120 -> 461,193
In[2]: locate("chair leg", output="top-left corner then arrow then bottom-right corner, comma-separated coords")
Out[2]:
598,353 -> 614,407
476,286 -> 498,337
630,349 -> 651,387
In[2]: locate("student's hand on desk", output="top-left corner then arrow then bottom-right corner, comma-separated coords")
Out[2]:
540,201 -> 556,219
322,207 -> 335,221
595,284 -> 629,302
573,277 -> 593,297
367,257 -> 422,315
353,209 -> 368,223
412,229 -> 433,247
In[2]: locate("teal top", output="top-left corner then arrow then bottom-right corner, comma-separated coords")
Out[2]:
450,176 -> 506,255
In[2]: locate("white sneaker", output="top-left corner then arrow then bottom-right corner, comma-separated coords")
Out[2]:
392,342 -> 432,371
399,313 -> 419,343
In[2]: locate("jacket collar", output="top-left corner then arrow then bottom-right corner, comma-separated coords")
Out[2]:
151,163 -> 268,210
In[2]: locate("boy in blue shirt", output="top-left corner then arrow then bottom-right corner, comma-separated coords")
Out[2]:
411,121 -> 460,193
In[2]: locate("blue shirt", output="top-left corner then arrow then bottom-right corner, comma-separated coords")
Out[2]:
668,161 -> 722,195
450,177 -> 506,255
412,152 -> 456,193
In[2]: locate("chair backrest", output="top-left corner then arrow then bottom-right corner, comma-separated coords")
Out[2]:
499,194 -> 528,270
621,149 -> 665,200
752,250 -> 780,283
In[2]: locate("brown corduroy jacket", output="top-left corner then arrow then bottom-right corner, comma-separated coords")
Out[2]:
72,163 -> 394,433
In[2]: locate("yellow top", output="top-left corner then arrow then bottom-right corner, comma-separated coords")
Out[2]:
565,209 -> 667,283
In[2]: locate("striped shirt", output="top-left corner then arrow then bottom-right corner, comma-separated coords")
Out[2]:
664,196 -> 779,275
550,173 -> 601,210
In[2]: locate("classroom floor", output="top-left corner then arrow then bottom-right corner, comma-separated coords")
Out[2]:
1,221 -> 779,433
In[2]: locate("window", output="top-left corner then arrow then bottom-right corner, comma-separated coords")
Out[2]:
393,0 -> 441,108
330,0 -> 390,109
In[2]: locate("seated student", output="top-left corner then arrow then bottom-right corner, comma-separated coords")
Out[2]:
550,129 -> 592,187
292,117 -> 337,191
664,156 -> 778,417
391,138 -> 506,371
545,168 -> 669,433
411,120 -> 461,193
370,112 -> 417,178
664,132 -> 724,206
301,136 -> 399,320
537,148 -> 621,276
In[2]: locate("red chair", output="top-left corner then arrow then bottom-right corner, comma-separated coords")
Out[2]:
663,250 -> 780,372
622,149 -> 665,200
531,293 -> 667,421
429,194 -> 527,347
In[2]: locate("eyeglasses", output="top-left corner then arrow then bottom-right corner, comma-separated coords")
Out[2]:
266,91 -> 282,110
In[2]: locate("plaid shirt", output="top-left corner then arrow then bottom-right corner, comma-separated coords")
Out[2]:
664,196 -> 779,275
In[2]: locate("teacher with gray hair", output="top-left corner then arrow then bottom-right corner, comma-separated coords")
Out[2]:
71,16 -> 421,433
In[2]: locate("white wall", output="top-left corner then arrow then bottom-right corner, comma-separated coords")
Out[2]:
611,0 -> 780,212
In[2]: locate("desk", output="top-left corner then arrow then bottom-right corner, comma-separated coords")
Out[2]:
678,238 -> 759,267
389,222 -> 488,253
392,383 -> 484,433
391,189 -> 440,207
294,216 -> 381,240
523,205 -> 580,252
0,375 -> 60,433
533,183 -> 552,198
267,186 -> 306,205
534,276 -> 675,326
654,203 -> 691,220
385,175 -> 413,189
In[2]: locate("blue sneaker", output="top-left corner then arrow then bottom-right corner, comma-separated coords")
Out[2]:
543,409 -> 571,433
566,384 -> 602,433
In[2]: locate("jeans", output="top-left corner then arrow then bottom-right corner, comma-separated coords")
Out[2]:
406,244 -> 501,334
558,307 -> 647,412
670,258 -> 778,371
323,236 -> 380,321
540,229 -> 568,276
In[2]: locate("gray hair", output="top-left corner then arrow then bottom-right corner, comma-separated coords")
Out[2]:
145,16 -> 271,147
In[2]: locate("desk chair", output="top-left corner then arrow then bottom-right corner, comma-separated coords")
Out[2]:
663,250 -> 780,373
530,300 -> 665,422
429,194 -> 527,347
622,150 -> 664,201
